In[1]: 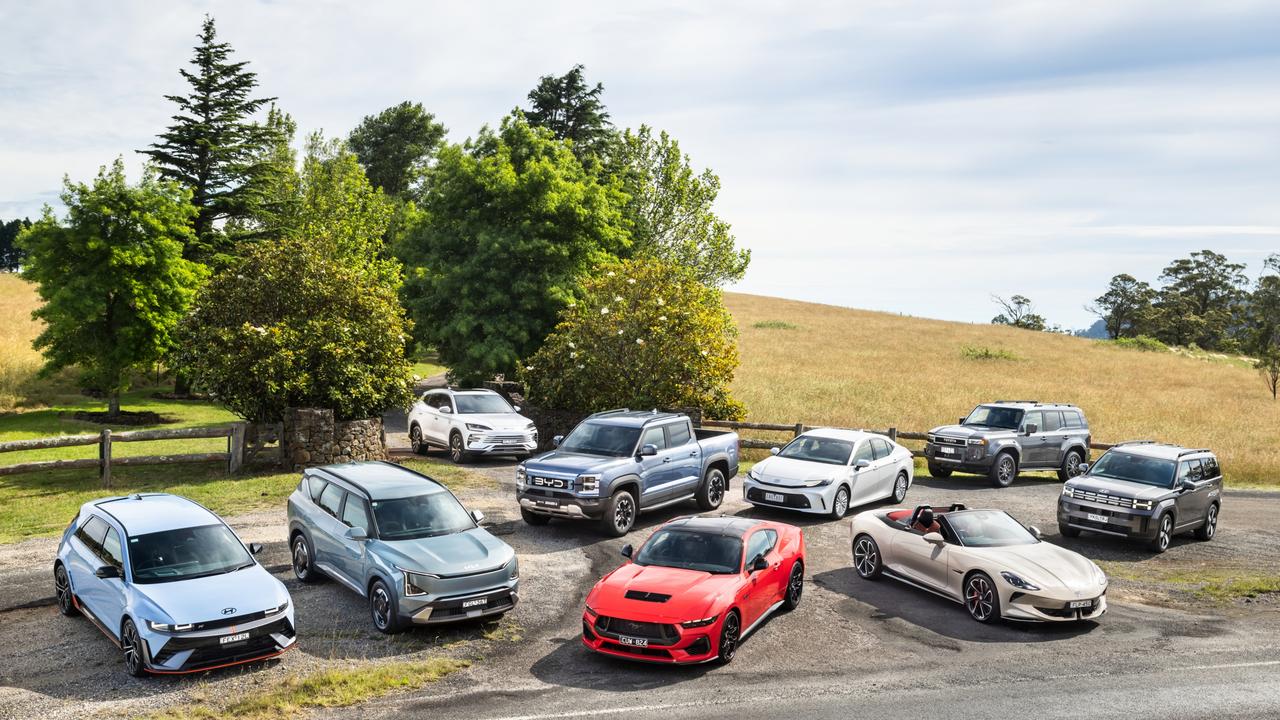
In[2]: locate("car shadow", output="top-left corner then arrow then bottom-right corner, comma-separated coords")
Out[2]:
528,634 -> 716,691
812,567 -> 1099,644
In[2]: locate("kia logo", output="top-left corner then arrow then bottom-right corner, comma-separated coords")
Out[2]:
221,607 -> 236,616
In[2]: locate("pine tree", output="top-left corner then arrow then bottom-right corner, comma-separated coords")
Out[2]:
525,65 -> 612,162
140,16 -> 280,261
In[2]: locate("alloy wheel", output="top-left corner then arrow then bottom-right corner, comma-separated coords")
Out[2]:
893,474 -> 908,502
834,488 -> 849,517
450,435 -> 463,463
966,576 -> 995,622
614,494 -> 635,533
55,565 -> 74,615
1065,452 -> 1082,477
997,457 -> 1015,485
1158,515 -> 1172,551
787,565 -> 803,605
292,537 -> 310,579
410,426 -> 423,454
371,585 -> 392,630
1205,505 -> 1217,539
853,537 -> 878,577
719,612 -> 740,662
708,474 -> 725,506
122,620 -> 143,675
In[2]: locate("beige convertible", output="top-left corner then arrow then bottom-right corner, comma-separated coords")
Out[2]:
849,504 -> 1108,623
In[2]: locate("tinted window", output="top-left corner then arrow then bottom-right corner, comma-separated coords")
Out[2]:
633,529 -> 743,574
667,421 -> 692,447
852,441 -> 875,464
130,524 -> 254,584
1022,411 -> 1043,432
101,527 -> 124,570
77,516 -> 110,553
308,477 -> 327,503
559,422 -> 642,457
318,483 -> 345,517
1040,411 -> 1063,432
745,529 -> 778,561
371,492 -> 476,540
1178,459 -> 1204,483
1202,455 -> 1221,479
779,436 -> 855,465
454,393 -> 514,414
963,406 -> 1022,429
1088,451 -> 1176,488
341,496 -> 371,530
870,438 -> 892,460
1063,411 -> 1083,429
640,426 -> 667,451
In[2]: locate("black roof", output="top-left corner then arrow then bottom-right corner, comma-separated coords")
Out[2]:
662,515 -> 763,536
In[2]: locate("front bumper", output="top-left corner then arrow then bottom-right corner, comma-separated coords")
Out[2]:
517,490 -> 604,519
581,610 -> 720,664
465,431 -> 537,455
1057,499 -> 1159,540
1003,588 -> 1108,622
144,608 -> 297,674
742,478 -> 830,515
399,567 -> 520,625
924,442 -> 993,471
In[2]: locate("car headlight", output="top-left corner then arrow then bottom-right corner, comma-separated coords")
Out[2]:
1093,564 -> 1107,586
1062,484 -> 1075,496
681,614 -> 719,628
525,422 -> 537,431
1000,571 -> 1041,591
516,464 -> 527,489
507,556 -> 519,580
398,567 -> 440,596
266,600 -> 289,615
584,603 -> 599,617
1133,499 -> 1153,510
147,620 -> 194,632
967,438 -> 987,446
803,477 -> 834,487
578,474 -> 601,496
747,467 -> 761,481
466,423 -> 492,431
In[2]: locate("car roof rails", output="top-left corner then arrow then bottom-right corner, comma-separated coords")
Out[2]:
588,408 -> 631,418
1177,448 -> 1213,457
1113,439 -> 1158,446
994,399 -> 1039,404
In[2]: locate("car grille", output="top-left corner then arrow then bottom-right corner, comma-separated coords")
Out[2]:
486,434 -> 531,444
594,616 -> 679,645
151,618 -> 294,668
190,609 -> 272,632
746,487 -> 812,509
929,435 -> 966,446
528,475 -> 570,490
1067,488 -> 1139,509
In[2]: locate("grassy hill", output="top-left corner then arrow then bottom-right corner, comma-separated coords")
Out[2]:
726,292 -> 1280,486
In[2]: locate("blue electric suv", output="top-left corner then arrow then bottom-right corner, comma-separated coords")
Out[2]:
54,493 -> 296,676
287,461 -> 519,633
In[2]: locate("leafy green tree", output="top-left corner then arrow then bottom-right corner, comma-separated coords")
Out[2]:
17,160 -> 205,417
525,64 -> 612,162
1149,289 -> 1208,348
991,294 -> 1047,331
1153,250 -> 1247,348
140,16 -> 282,260
1257,349 -> 1280,400
176,235 -> 413,422
400,115 -> 629,384
1086,273 -> 1156,339
521,258 -> 745,419
607,125 -> 749,287
1249,254 -> 1280,355
348,101 -> 447,199
0,218 -> 31,271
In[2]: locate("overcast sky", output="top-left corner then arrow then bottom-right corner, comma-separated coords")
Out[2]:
2,1 -> 1278,327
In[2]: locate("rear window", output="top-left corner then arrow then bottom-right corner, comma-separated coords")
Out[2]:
1202,455 -> 1221,478
1063,411 -> 1084,429
667,421 -> 692,447
318,484 -> 345,517
307,477 -> 327,503
870,437 -> 892,460
1040,411 -> 1063,432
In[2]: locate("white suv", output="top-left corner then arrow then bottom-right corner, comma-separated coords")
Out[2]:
408,388 -> 538,463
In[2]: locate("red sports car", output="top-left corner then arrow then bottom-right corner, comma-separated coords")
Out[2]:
581,516 -> 805,664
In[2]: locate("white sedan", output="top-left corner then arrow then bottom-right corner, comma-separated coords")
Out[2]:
743,428 -> 914,519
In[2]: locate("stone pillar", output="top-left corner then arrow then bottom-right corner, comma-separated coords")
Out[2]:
283,408 -> 386,469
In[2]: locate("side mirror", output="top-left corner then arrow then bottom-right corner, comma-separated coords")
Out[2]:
439,406 -> 453,414
620,543 -> 633,559
769,447 -> 780,456
1180,479 -> 1196,492
1078,463 -> 1090,474
470,509 -> 485,524
552,435 -> 563,448
959,417 -> 967,425
94,565 -> 120,579
344,526 -> 368,541
638,444 -> 658,457
854,459 -> 872,471
513,405 -> 521,412
249,542 -> 264,555
922,532 -> 945,546
1023,423 -> 1038,435
1027,525 -> 1043,540
750,554 -> 769,572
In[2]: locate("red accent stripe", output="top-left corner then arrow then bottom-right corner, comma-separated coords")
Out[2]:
146,644 -> 295,675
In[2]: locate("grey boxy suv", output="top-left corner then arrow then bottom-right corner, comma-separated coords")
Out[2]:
924,401 -> 1091,487
1058,442 -> 1222,553
287,461 -> 518,633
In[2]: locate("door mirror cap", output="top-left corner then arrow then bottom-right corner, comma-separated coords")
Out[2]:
344,526 -> 368,541
94,565 -> 121,579
959,417 -> 967,425
248,542 -> 264,555
638,443 -> 659,457
1180,479 -> 1196,491
552,435 -> 563,447
470,509 -> 485,524
439,406 -> 452,414
769,447 -> 780,455
922,532 -> 945,546
620,543 -> 634,559
1023,423 -> 1038,435
1027,525 -> 1043,540
854,459 -> 872,470
1078,463 -> 1090,475
512,405 -> 521,412
750,554 -> 769,572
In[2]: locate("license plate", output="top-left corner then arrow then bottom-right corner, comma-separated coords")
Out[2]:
764,492 -> 785,503
504,439 -> 519,444
617,635 -> 648,647
219,632 -> 249,645
1086,513 -> 1108,523
462,598 -> 487,609
536,499 -> 559,507
939,447 -> 956,455
1068,599 -> 1093,609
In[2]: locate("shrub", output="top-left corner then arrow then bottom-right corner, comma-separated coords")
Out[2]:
960,345 -> 1021,361
177,236 -> 413,422
753,320 -> 798,330
1105,335 -> 1169,353
520,258 -> 745,419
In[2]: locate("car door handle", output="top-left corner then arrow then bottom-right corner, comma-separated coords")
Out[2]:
662,457 -> 671,463
688,451 -> 697,457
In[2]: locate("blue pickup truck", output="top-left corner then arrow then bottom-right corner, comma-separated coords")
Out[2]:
515,410 -> 740,536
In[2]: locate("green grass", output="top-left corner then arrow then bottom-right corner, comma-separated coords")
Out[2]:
753,320 -> 799,330
145,658 -> 469,720
1098,562 -> 1280,603
960,345 -> 1022,361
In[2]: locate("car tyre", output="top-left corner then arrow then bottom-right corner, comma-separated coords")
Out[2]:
852,534 -> 883,580
782,561 -> 804,611
716,610 -> 741,665
520,507 -> 551,526
54,564 -> 77,617
1194,503 -> 1218,541
409,424 -> 427,456
964,572 -> 1001,624
1058,523 -> 1081,538
927,463 -> 953,478
891,471 -> 909,503
600,490 -> 637,537
121,617 -> 147,677
449,432 -> 471,464
291,533 -> 323,584
1148,512 -> 1174,553
1057,449 -> 1085,482
695,467 -> 726,511
830,485 -> 850,519
369,578 -> 406,634
989,452 -> 1018,488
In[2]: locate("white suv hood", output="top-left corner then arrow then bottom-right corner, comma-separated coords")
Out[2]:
457,413 -> 532,431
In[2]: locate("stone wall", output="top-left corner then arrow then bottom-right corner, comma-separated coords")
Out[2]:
283,408 -> 385,469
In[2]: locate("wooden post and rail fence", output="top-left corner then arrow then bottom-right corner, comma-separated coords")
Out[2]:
699,419 -> 1117,455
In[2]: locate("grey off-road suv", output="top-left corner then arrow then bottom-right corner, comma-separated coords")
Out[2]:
924,401 -> 1091,487
1058,442 -> 1222,553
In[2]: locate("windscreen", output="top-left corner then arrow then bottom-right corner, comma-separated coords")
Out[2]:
455,394 -> 514,414
633,529 -> 743,574
372,493 -> 476,540
945,511 -> 1038,547
559,422 -> 642,457
777,436 -> 855,465
1087,451 -> 1177,488
129,524 -> 254,584
963,406 -> 1023,430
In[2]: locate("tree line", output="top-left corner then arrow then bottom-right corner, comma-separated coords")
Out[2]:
14,17 -> 748,420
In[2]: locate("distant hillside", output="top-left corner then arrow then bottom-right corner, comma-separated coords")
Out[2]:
725,293 -> 1279,486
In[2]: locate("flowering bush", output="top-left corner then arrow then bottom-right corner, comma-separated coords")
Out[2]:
520,258 -> 745,419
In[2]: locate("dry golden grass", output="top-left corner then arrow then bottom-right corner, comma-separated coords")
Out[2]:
726,292 -> 1280,487
0,274 -> 44,410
